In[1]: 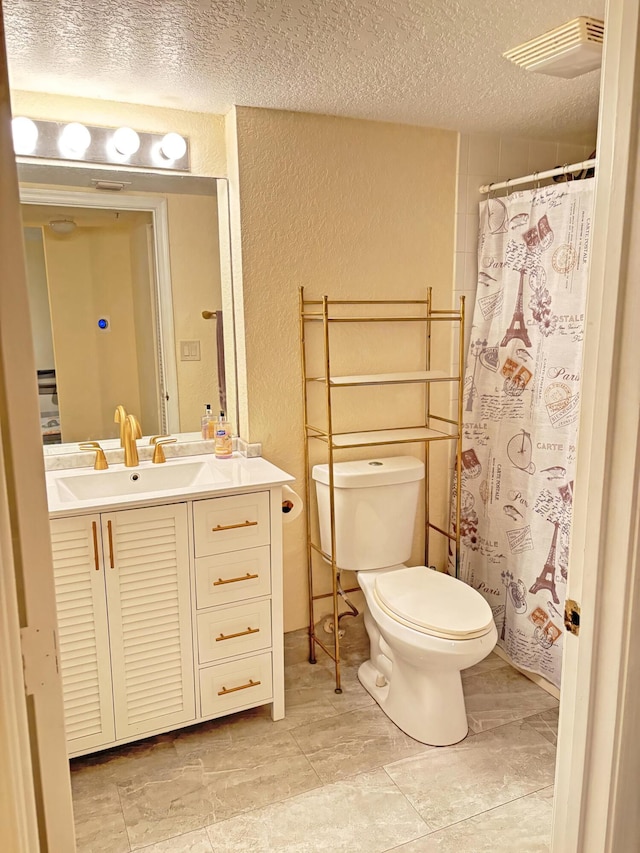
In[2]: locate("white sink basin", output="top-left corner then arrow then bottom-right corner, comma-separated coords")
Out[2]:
54,460 -> 228,503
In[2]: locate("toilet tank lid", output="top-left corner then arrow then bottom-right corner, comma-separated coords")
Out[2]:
312,456 -> 424,488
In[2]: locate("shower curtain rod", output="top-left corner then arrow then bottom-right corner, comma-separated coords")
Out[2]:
479,158 -> 596,194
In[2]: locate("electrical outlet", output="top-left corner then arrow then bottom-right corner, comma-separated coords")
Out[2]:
180,340 -> 201,361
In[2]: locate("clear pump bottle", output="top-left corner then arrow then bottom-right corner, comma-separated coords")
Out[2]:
214,410 -> 232,458
201,404 -> 214,439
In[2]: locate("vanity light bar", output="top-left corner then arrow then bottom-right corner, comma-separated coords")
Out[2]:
11,117 -> 190,172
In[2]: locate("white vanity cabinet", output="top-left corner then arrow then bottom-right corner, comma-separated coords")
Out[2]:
48,467 -> 290,758
192,491 -> 279,718
50,503 -> 195,755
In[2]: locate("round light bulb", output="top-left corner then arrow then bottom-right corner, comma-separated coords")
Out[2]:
12,117 -> 39,155
60,122 -> 91,156
112,126 -> 140,156
160,132 -> 187,161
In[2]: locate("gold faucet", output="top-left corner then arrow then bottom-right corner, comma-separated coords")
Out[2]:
79,441 -> 109,470
114,405 -> 128,447
122,414 -> 142,467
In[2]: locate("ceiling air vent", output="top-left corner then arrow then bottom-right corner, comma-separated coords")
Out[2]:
503,16 -> 604,78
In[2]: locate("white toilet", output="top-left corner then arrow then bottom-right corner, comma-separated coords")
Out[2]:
312,456 -> 497,746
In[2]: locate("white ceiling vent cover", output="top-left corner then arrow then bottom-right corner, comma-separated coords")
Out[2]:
504,16 -> 604,79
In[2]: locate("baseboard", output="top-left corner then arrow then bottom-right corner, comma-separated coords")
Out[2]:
492,644 -> 561,700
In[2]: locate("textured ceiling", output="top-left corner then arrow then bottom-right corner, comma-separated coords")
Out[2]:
3,0 -> 604,139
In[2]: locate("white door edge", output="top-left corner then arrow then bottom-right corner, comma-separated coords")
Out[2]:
552,0 -> 640,850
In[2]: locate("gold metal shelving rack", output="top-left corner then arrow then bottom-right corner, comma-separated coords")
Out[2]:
299,286 -> 466,693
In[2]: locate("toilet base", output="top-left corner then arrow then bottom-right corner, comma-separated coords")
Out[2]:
357,658 -> 469,746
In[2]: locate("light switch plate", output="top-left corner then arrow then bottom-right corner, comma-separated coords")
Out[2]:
180,340 -> 201,361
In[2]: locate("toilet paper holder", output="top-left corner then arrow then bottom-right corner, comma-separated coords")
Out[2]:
281,484 -> 303,522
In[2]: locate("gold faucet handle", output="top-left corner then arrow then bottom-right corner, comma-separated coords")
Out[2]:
151,436 -> 177,464
79,442 -> 109,471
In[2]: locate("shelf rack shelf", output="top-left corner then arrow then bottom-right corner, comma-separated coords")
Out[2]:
299,286 -> 465,693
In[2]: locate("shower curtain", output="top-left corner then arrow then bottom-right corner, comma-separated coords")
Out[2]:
456,178 -> 594,688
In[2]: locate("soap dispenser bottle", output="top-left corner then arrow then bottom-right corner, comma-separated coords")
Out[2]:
214,410 -> 233,458
201,404 -> 214,439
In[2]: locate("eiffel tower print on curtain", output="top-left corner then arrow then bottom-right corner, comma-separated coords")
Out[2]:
501,268 -> 532,347
456,178 -> 595,689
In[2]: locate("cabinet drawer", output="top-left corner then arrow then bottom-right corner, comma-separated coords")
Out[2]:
193,492 -> 270,557
200,652 -> 272,716
197,599 -> 271,664
195,546 -> 271,609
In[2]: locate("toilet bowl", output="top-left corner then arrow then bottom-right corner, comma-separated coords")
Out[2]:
357,565 -> 497,745
312,456 -> 497,746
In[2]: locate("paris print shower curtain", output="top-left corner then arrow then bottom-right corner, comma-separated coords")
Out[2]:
457,178 -> 594,688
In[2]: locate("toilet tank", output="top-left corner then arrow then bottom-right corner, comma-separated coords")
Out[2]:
312,456 -> 424,571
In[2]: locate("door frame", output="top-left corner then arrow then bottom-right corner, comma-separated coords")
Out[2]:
0,8 -> 76,848
552,0 -> 640,849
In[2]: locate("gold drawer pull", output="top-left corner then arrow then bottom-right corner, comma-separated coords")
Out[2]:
107,520 -> 115,569
212,520 -> 258,532
91,521 -> 100,571
213,572 -> 259,586
216,626 -> 260,642
218,678 -> 261,697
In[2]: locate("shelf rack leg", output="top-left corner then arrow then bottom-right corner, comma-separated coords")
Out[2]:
455,295 -> 465,578
299,286 -> 318,664
322,294 -> 342,693
425,286 -> 432,567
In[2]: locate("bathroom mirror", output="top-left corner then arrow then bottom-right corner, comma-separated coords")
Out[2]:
18,163 -> 237,451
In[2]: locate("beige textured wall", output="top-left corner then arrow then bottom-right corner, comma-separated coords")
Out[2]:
10,90 -> 227,178
23,228 -> 55,369
228,106 -> 457,631
129,222 -> 161,433
42,229 -> 103,442
167,193 -> 223,431
42,226 -> 144,442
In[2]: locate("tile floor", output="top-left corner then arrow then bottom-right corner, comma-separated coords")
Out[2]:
70,616 -> 559,852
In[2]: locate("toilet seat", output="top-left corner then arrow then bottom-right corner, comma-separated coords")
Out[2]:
373,566 -> 495,640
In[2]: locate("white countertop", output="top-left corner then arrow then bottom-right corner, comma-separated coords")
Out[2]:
46,453 -> 295,517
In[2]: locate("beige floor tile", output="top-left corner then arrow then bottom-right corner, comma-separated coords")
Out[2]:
391,789 -> 553,852
205,768 -> 429,853
384,720 -> 556,831
71,772 -> 130,853
180,728 -> 321,819
461,651 -> 510,679
389,787 -> 554,852
135,829 -> 213,852
120,726 -> 321,848
75,810 -> 131,853
119,763 -> 214,850
524,707 -> 559,746
71,734 -> 182,788
284,626 -> 314,666
463,663 -> 558,733
291,705 -> 431,783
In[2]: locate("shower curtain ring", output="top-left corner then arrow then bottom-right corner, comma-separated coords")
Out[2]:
487,182 -> 495,199
534,171 -> 540,189
506,177 -> 512,198
563,163 -> 571,182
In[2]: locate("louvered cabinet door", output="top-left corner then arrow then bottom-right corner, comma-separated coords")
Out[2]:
102,503 -> 195,739
50,515 -> 115,753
